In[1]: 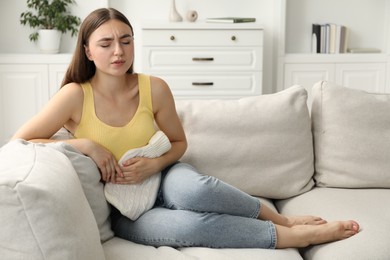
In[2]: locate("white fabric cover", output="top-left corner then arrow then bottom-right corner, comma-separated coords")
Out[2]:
311,81 -> 390,188
179,247 -> 302,260
0,140 -> 105,260
103,237 -> 198,260
104,131 -> 171,220
48,142 -> 114,242
51,128 -> 114,242
276,187 -> 390,260
175,85 -> 315,199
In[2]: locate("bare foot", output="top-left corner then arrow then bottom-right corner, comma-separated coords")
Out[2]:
275,220 -> 360,248
293,220 -> 360,247
286,215 -> 327,227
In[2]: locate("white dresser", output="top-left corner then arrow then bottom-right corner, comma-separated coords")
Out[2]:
141,21 -> 264,99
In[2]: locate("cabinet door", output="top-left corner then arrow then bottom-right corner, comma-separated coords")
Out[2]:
0,65 -> 49,145
336,63 -> 386,93
284,63 -> 335,107
49,64 -> 68,97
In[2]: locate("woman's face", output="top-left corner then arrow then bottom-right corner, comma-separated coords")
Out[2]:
85,19 -> 134,76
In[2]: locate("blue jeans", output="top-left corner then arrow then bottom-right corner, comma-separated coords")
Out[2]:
111,162 -> 277,249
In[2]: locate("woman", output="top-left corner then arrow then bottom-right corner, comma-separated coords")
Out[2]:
12,8 -> 359,249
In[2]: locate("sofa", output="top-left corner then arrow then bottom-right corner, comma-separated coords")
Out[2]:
1,81 -> 390,260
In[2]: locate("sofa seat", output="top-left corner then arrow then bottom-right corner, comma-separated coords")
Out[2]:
103,237 -> 303,260
276,187 -> 390,260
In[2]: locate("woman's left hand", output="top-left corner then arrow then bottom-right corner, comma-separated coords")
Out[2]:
115,157 -> 159,184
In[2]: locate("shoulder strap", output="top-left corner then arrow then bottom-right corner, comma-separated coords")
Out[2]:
138,74 -> 153,111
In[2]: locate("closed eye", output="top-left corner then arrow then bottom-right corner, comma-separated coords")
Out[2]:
97,35 -> 134,47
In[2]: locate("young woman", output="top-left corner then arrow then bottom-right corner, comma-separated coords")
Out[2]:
12,8 -> 359,249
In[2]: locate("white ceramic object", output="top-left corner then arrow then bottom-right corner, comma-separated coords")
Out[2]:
169,0 -> 183,22
186,10 -> 198,22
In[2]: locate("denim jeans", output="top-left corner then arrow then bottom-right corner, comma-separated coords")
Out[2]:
111,162 -> 277,249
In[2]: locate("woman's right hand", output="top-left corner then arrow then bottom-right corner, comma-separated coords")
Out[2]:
76,139 -> 123,183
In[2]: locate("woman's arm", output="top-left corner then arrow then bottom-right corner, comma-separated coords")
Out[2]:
117,76 -> 187,184
151,76 -> 188,168
12,83 -> 82,142
11,83 -> 121,182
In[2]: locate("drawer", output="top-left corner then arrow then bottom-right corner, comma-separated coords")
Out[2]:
151,72 -> 262,98
142,29 -> 263,47
142,47 -> 263,71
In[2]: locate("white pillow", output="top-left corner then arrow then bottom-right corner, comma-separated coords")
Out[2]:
312,81 -> 390,188
176,85 -> 315,199
48,142 -> 114,242
0,140 -> 105,259
104,131 -> 171,220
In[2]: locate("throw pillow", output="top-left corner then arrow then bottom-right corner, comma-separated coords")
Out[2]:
175,85 -> 315,199
48,142 -> 114,242
312,81 -> 390,188
0,140 -> 105,259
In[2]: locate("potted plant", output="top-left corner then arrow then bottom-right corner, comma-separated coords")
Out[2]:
20,0 -> 81,53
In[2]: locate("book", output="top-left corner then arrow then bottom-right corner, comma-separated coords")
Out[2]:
312,24 -> 321,53
312,23 -> 349,54
339,26 -> 348,53
206,17 -> 256,23
320,24 -> 327,53
328,23 -> 337,54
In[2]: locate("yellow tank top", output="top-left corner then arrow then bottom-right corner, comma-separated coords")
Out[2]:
74,74 -> 156,161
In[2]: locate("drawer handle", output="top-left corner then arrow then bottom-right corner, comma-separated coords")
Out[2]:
192,82 -> 214,86
192,57 -> 214,61
231,35 -> 237,41
170,35 -> 175,41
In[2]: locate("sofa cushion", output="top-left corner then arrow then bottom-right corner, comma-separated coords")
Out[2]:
48,141 -> 114,242
311,81 -> 390,188
179,247 -> 302,260
0,140 -> 105,259
276,187 -> 390,260
103,237 -> 197,260
175,85 -> 314,199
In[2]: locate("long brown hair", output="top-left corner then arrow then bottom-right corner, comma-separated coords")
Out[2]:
61,8 -> 134,87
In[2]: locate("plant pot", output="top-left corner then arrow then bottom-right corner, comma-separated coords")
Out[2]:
38,29 -> 62,54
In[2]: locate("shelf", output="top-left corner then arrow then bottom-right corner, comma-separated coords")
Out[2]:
141,20 -> 264,30
277,0 -> 390,93
283,53 -> 389,63
284,0 -> 389,55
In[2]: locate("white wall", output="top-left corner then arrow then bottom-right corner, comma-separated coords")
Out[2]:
0,0 -> 280,93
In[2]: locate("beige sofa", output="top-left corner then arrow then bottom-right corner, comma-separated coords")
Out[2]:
1,81 -> 390,260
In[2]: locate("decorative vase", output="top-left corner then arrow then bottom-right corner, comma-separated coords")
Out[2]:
38,29 -> 61,54
169,0 -> 183,22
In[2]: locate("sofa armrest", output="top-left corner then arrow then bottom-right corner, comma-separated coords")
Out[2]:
0,140 -> 105,259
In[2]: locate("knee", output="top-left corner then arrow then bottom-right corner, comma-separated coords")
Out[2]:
162,163 -> 213,209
